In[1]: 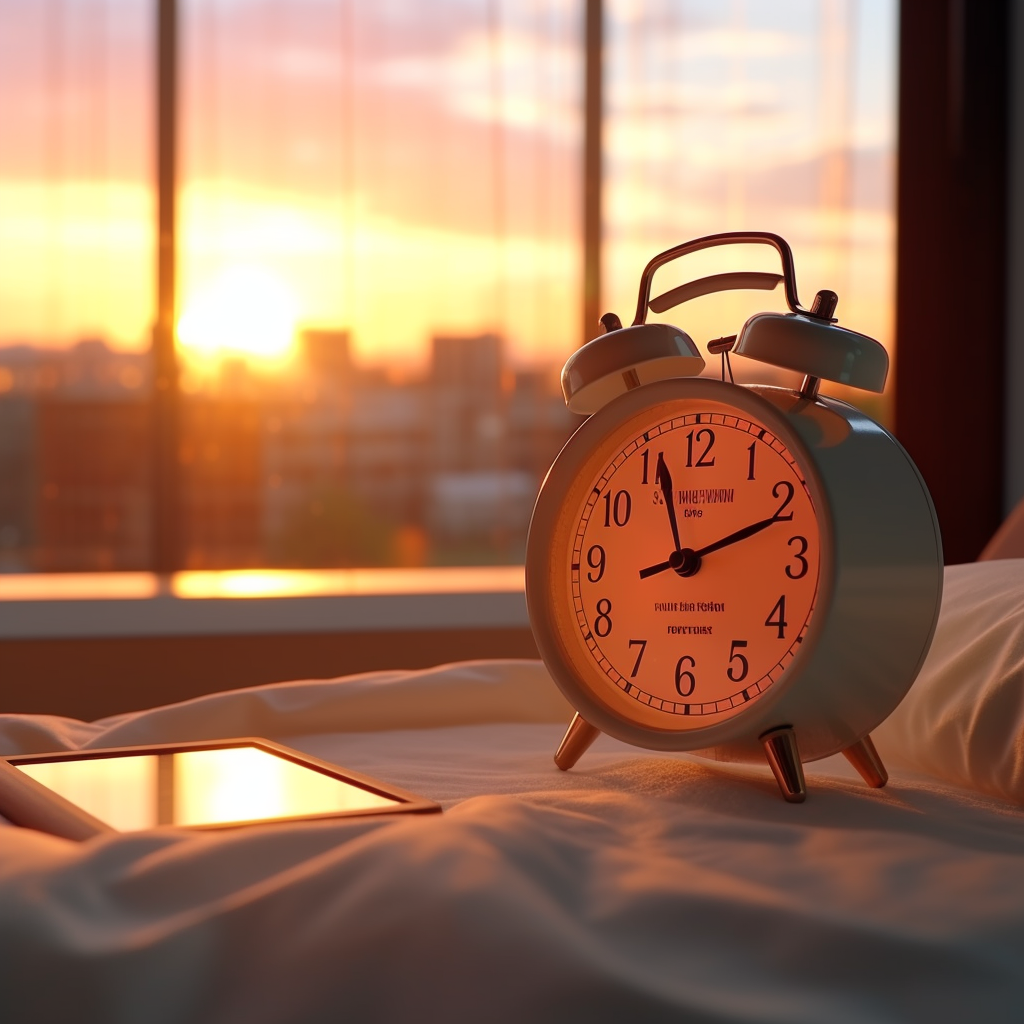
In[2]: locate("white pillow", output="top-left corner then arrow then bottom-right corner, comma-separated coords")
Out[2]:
873,559 -> 1024,803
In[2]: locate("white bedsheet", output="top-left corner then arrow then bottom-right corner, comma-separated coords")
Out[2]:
2,660 -> 1024,1022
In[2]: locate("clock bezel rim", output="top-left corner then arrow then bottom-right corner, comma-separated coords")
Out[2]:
526,376 -> 836,753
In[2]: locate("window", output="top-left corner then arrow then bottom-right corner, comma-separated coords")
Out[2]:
0,0 -> 897,573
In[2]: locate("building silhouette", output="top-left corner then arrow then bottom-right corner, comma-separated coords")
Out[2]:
0,332 -> 577,571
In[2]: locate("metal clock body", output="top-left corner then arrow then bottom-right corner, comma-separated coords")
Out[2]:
525,233 -> 943,801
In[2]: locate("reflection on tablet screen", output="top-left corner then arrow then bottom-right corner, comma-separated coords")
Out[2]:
17,746 -> 400,831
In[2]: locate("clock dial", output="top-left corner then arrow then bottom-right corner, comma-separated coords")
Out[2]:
569,399 -> 820,729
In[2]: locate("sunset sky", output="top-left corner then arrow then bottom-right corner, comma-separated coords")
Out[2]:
0,0 -> 896,376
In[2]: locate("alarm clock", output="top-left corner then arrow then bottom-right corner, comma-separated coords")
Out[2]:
525,232 -> 943,802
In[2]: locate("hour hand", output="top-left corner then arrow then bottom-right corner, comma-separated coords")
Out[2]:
655,453 -> 682,552
639,555 -> 675,579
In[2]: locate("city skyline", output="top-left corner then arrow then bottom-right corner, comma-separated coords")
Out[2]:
0,327 -> 579,573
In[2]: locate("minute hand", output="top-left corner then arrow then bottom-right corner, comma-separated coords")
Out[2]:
693,514 -> 780,559
637,512 -> 783,580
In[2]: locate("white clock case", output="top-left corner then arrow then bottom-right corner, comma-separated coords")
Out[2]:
526,376 -> 944,765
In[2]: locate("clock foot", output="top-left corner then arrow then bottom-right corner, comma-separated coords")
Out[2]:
761,726 -> 807,803
554,713 -> 601,770
841,734 -> 888,788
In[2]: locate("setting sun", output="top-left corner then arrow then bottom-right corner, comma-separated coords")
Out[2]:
177,266 -> 299,362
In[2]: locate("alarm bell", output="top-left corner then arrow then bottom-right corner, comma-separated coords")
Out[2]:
560,320 -> 705,415
564,231 -> 888,413
733,303 -> 888,394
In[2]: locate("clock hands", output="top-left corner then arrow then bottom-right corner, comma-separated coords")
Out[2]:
639,512 -> 782,579
695,513 -> 780,559
655,452 -> 682,552
639,549 -> 698,580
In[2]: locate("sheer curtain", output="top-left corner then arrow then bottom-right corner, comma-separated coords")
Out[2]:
0,0 -> 153,350
603,0 -> 897,419
0,0 -> 153,571
175,0 -> 583,568
179,0 -> 581,376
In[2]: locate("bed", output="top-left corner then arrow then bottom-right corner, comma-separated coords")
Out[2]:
2,558 -> 1024,1022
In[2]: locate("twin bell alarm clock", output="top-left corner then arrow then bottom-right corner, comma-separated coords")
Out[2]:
525,232 -> 943,802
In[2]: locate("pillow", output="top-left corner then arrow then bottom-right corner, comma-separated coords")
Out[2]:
979,496 -> 1024,560
872,559 -> 1024,803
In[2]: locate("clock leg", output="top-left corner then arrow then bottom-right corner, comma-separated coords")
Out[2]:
554,713 -> 601,770
841,734 -> 888,788
760,726 -> 807,803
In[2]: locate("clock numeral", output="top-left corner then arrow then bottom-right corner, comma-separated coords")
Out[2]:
765,595 -> 788,639
772,480 -> 795,521
746,442 -> 756,481
586,544 -> 606,583
686,428 -> 716,468
594,598 -> 613,637
628,639 -> 647,677
602,489 -> 632,527
675,656 -> 696,697
641,449 -> 650,485
727,640 -> 749,682
785,536 -> 809,580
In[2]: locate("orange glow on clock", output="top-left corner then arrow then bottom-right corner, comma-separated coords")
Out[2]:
570,399 -> 820,729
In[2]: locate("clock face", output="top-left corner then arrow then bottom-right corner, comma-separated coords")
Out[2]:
564,396 -> 821,731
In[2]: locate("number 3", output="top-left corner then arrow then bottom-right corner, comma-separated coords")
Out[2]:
785,536 -> 809,579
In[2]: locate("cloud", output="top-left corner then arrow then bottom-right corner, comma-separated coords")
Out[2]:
374,27 -> 581,137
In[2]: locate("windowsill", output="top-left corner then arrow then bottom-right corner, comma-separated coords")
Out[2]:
0,567 -> 528,640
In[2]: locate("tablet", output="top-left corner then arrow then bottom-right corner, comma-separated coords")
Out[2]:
2,738 -> 440,836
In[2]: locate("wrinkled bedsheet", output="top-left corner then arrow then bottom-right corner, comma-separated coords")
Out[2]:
2,659 -> 1024,1023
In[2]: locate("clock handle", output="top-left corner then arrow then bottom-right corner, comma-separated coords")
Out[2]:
554,713 -> 601,771
632,231 -> 816,327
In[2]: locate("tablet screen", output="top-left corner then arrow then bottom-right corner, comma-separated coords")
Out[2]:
15,745 -> 403,831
